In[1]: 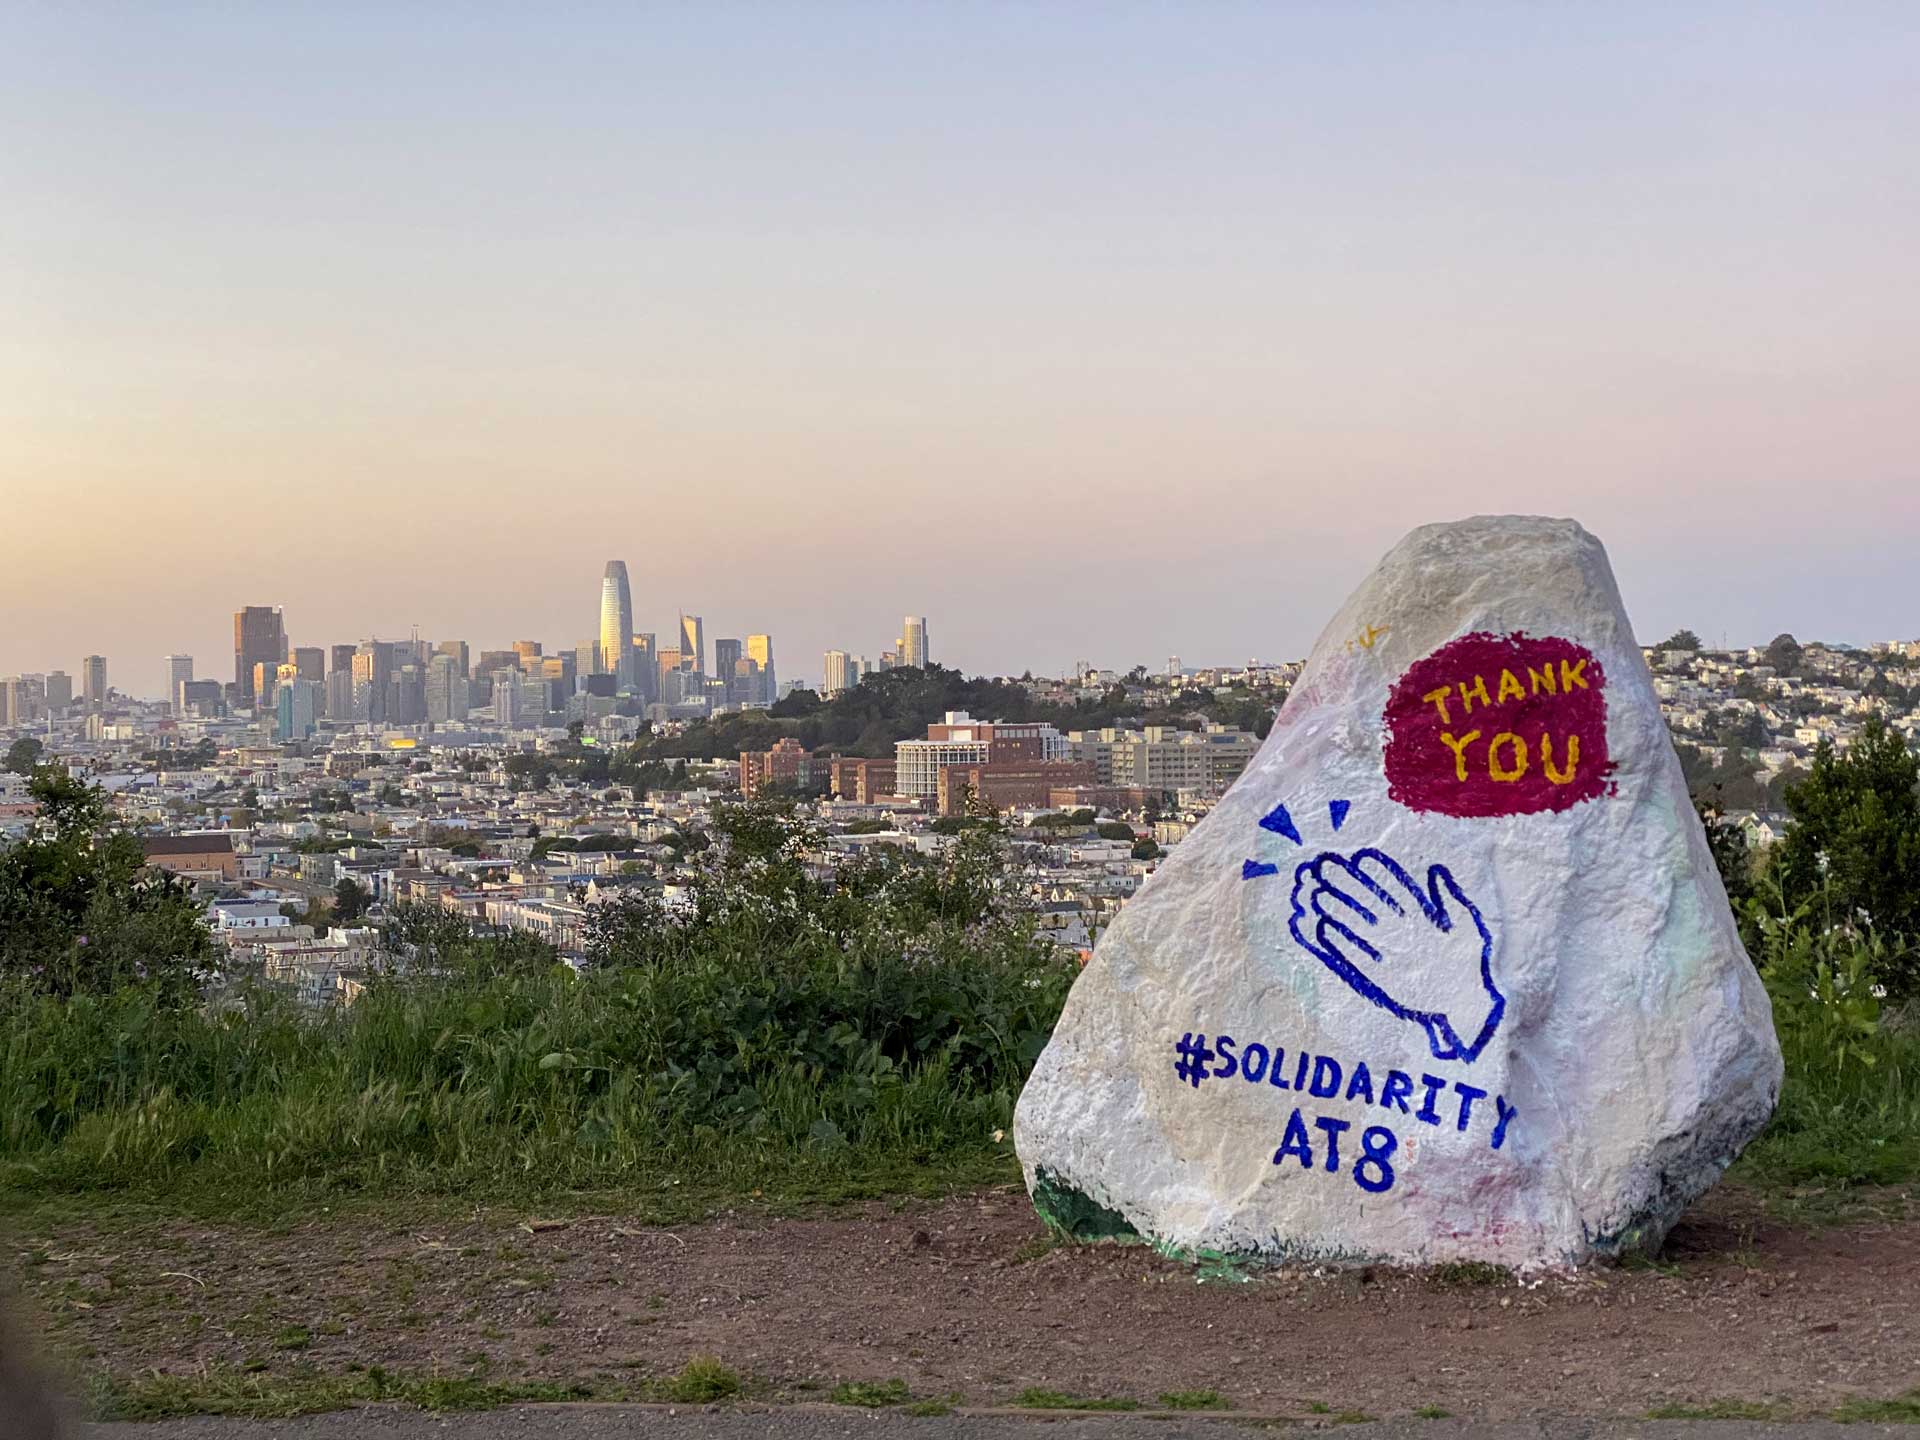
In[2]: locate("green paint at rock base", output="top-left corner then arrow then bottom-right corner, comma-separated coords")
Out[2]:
1030,1169 -> 1141,1243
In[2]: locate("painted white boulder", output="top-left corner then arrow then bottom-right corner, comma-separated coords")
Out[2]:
1015,515 -> 1781,1268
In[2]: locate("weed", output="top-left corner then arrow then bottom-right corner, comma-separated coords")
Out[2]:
1831,1389 -> 1920,1423
907,1397 -> 958,1417
656,1356 -> 741,1404
272,1326 -> 311,1351
1158,1389 -> 1229,1410
831,1378 -> 911,1407
1017,1387 -> 1139,1411
1306,1401 -> 1332,1415
1646,1400 -> 1784,1421
1414,1405 -> 1452,1419
1426,1261 -> 1507,1287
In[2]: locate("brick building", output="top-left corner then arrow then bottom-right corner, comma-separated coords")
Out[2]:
141,833 -> 240,884
936,759 -> 1096,817
828,756 -> 898,803
740,737 -> 812,798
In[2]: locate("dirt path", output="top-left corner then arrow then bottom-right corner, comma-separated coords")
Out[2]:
12,1184 -> 1920,1421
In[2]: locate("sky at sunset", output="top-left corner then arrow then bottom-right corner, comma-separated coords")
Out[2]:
4,3 -> 1916,698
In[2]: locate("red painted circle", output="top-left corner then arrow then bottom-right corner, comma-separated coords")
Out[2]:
1383,631 -> 1611,818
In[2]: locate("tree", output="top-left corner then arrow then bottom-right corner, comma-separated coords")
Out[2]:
1773,715 -> 1920,993
1765,633 -> 1804,677
1131,837 -> 1162,861
4,737 -> 44,774
1659,629 -> 1703,651
0,768 -> 216,1001
333,877 -> 370,924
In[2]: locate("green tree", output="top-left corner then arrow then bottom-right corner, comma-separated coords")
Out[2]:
0,768 -> 216,1002
5,737 -> 44,774
1659,629 -> 1703,651
333,877 -> 370,924
1774,715 -> 1920,992
1765,632 -> 1804,677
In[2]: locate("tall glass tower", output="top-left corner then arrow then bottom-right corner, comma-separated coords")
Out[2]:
600,562 -> 634,685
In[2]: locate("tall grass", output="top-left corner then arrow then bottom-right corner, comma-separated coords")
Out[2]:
1735,883 -> 1920,1189
0,908 -> 1074,1210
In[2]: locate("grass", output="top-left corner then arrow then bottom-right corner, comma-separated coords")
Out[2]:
1414,1405 -> 1452,1419
1831,1389 -> 1920,1423
1647,1400 -> 1786,1421
89,1365 -> 600,1421
1158,1389 -> 1229,1411
830,1378 -> 910,1407
1017,1387 -> 1140,1411
1425,1261 -> 1507,1287
906,1396 -> 959,1416
654,1356 -> 742,1404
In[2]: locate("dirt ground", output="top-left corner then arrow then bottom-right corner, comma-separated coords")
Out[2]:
8,1183 -> 1920,1421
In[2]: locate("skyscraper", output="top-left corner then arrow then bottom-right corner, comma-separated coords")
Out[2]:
899,617 -> 928,671
632,632 -> 657,702
434,640 -> 470,677
822,650 -> 851,698
44,671 -> 72,710
82,655 -> 108,707
426,653 -> 469,723
233,606 -> 285,706
293,646 -> 325,682
746,634 -> 775,701
714,638 -> 742,702
679,614 -> 705,675
599,562 -> 634,684
166,655 -> 194,712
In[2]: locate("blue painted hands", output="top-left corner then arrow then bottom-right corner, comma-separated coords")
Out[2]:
1286,848 -> 1505,1064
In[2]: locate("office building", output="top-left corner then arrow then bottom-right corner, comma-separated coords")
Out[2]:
513,641 -> 544,670
353,642 -> 397,724
232,606 -> 285,705
434,640 -> 470,677
178,679 -> 224,717
746,634 -> 775,700
631,632 -> 657,702
275,679 -> 321,741
899,617 -> 928,671
936,759 -> 1097,817
293,646 -> 325,682
678,615 -> 704,674
166,655 -> 195,712
44,671 -> 72,710
1068,725 -> 1260,797
827,756 -> 896,803
822,650 -> 851,698
474,649 -> 518,679
574,641 -> 599,685
893,711 -> 1067,798
714,639 -> 742,701
426,653 -> 469,723
386,664 -> 427,725
82,655 -> 108,708
599,561 -> 634,683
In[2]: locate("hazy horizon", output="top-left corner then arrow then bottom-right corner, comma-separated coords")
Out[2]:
6,5 -> 1916,697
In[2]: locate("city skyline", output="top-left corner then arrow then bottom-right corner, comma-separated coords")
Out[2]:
6,8 -> 1917,692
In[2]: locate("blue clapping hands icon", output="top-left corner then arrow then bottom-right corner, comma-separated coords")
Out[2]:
1286,848 -> 1505,1064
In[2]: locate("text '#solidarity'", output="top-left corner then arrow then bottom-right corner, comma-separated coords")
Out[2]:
1172,1030 -> 1517,1196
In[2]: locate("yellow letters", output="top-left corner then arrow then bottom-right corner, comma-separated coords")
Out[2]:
1457,674 -> 1491,714
1439,730 -> 1481,782
1497,669 -> 1524,704
1421,686 -> 1453,725
1488,732 -> 1529,782
1541,732 -> 1580,784
1560,658 -> 1589,691
1527,664 -> 1557,696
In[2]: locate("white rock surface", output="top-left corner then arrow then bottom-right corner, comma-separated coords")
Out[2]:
1015,516 -> 1781,1268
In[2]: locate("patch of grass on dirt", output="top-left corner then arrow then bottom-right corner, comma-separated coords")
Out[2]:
272,1325 -> 311,1351
830,1378 -> 910,1407
1426,1261 -> 1507,1286
1647,1400 -> 1785,1421
1414,1405 -> 1452,1419
1831,1389 -> 1920,1423
654,1355 -> 742,1404
907,1396 -> 960,1417
1018,1387 -> 1140,1411
88,1365 -> 598,1421
1158,1390 -> 1229,1410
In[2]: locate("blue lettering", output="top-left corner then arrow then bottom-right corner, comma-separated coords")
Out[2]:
1290,1049 -> 1311,1091
1344,1061 -> 1375,1105
1240,1042 -> 1270,1083
1269,1046 -> 1291,1090
1416,1073 -> 1446,1126
1212,1034 -> 1239,1080
1452,1082 -> 1487,1132
1309,1055 -> 1343,1098
1354,1126 -> 1399,1193
1492,1094 -> 1518,1150
1381,1069 -> 1414,1114
1274,1108 -> 1314,1168
1313,1115 -> 1350,1173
